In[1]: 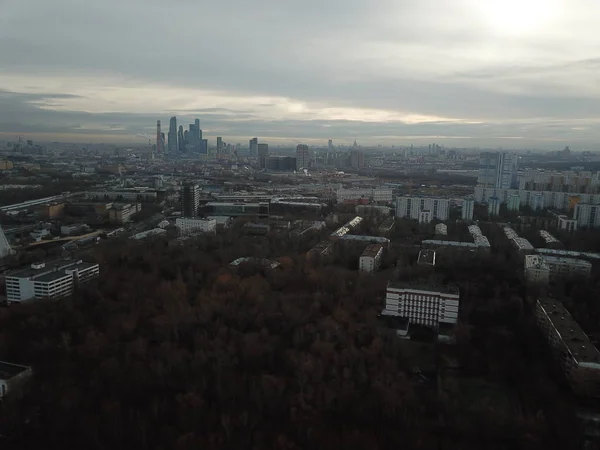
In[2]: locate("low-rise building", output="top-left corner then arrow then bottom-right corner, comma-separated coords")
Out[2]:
382,282 -> 460,330
39,202 -> 65,219
435,223 -> 448,236
418,249 -> 436,266
307,240 -> 333,260
359,244 -> 384,273
108,203 -> 141,225
543,255 -> 592,280
536,298 -> 600,397
524,255 -> 551,285
131,228 -> 166,240
0,361 -> 32,397
378,218 -> 395,235
60,224 -> 89,236
175,217 -> 217,236
5,259 -> 100,303
558,215 -> 578,232
540,230 -> 562,248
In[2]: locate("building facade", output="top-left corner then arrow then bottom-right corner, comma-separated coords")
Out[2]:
395,196 -> 450,222
382,283 -> 459,330
5,259 -> 100,303
175,217 -> 217,236
461,198 -> 474,221
181,183 -> 200,217
337,188 -> 393,203
536,298 -> 600,398
359,244 -> 383,273
477,152 -> 517,189
574,204 -> 600,228
296,144 -> 310,170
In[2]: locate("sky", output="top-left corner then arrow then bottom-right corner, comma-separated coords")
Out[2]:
2,0 -> 600,149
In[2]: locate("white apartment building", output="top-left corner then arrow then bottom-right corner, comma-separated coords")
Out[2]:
396,196 -> 449,223
0,361 -> 32,398
474,187 -> 600,211
175,217 -> 217,236
4,259 -> 100,303
359,244 -> 384,273
435,223 -> 448,236
524,255 -> 551,285
336,188 -> 393,203
461,198 -> 474,221
574,204 -> 600,229
543,255 -> 592,279
382,283 -> 459,329
558,215 -> 578,232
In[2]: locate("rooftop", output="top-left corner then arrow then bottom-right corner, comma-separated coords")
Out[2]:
525,254 -> 550,270
512,237 -> 534,251
542,255 -> 592,269
418,249 -> 436,266
536,248 -> 600,260
538,298 -> 600,365
388,281 -> 459,296
540,230 -> 560,244
229,257 -> 280,269
361,243 -> 383,258
422,239 -> 477,248
6,259 -> 97,281
340,235 -> 390,244
0,361 -> 31,380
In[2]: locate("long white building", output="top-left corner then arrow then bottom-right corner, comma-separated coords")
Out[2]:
574,204 -> 600,228
395,196 -> 449,223
336,188 -> 393,203
382,283 -> 459,330
474,187 -> 600,211
5,259 -> 99,303
175,217 -> 217,236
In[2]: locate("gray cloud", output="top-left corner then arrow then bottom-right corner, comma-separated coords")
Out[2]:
1,0 -> 600,148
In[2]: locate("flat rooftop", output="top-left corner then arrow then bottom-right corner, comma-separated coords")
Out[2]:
538,297 -> 600,365
418,249 -> 436,266
0,361 -> 31,380
6,259 -> 96,280
388,281 -> 459,296
361,243 -> 383,258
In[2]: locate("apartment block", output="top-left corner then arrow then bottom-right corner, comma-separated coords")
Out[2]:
359,244 -> 384,273
574,204 -> 600,228
461,198 -> 474,221
336,188 -> 393,203
5,259 -> 100,303
536,298 -> 600,398
396,196 -> 449,223
543,255 -> 592,280
524,255 -> 551,285
175,217 -> 217,236
382,283 -> 459,330
0,361 -> 32,398
474,187 -> 600,211
108,203 -> 141,225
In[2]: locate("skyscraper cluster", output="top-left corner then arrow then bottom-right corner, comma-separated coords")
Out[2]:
160,116 -> 214,155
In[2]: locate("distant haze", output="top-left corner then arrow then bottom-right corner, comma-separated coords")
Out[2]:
1,0 -> 600,149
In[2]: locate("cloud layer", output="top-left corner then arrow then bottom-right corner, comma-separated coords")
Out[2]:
1,0 -> 600,148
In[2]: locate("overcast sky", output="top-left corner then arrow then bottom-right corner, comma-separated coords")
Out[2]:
2,0 -> 600,149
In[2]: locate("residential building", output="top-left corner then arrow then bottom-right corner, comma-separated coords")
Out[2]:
461,198 -> 474,221
40,202 -> 65,219
574,204 -> 600,228
536,298 -> 600,397
474,187 -> 600,211
181,183 -> 200,217
419,210 -> 432,224
108,203 -> 141,225
477,152 -> 517,188
396,196 -> 450,222
337,188 -> 393,203
524,255 -> 551,285
296,144 -> 310,170
558,215 -> 578,232
175,217 -> 217,236
488,196 -> 501,216
507,194 -> 520,211
540,230 -> 562,248
359,244 -> 384,273
307,240 -> 333,261
340,235 -> 390,248
378,218 -> 395,235
382,283 -> 460,330
204,202 -> 269,217
5,259 -> 100,303
0,361 -> 32,398
543,255 -> 592,280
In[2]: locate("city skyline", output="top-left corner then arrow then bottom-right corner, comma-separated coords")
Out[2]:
2,0 -> 600,149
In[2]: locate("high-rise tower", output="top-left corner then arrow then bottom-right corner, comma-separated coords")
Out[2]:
296,144 -> 310,170
156,120 -> 165,154
182,183 -> 200,217
195,119 -> 201,142
167,116 -> 178,154
249,137 -> 258,155
178,125 -> 184,151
